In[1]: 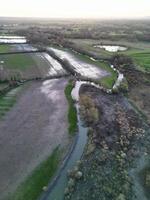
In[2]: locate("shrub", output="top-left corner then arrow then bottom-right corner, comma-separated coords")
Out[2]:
79,95 -> 99,125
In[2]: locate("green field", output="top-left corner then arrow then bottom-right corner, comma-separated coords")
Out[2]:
0,54 -> 35,70
0,45 -> 10,53
129,52 -> 150,72
70,39 -> 150,56
10,147 -> 61,200
70,39 -> 150,73
0,86 -> 22,118
65,80 -> 77,135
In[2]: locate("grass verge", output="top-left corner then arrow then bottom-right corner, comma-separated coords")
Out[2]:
0,86 -> 22,118
10,146 -> 61,200
65,80 -> 77,135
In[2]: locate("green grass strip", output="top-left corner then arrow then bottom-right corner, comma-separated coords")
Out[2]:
0,44 -> 10,53
65,80 -> 77,135
11,147 -> 61,200
0,86 -> 22,119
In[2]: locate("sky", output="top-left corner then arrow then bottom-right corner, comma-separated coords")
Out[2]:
0,0 -> 149,19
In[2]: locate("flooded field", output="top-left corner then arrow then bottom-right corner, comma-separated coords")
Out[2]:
0,79 -> 69,200
40,53 -> 67,76
0,36 -> 27,44
49,47 -> 109,79
13,44 -> 37,51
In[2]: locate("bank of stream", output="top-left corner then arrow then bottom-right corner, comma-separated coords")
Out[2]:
39,71 -> 127,200
39,46 -> 127,200
40,81 -> 89,200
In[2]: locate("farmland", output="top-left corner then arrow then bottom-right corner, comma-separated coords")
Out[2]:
0,19 -> 149,200
0,52 -> 67,80
68,38 -> 150,73
0,45 -> 10,53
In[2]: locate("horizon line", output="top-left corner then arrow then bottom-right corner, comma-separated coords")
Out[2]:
0,16 -> 150,21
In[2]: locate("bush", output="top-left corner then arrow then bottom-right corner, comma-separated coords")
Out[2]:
80,95 -> 99,125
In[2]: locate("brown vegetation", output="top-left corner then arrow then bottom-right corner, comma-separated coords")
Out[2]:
79,94 -> 99,125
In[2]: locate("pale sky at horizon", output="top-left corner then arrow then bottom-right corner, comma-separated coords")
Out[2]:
0,0 -> 149,19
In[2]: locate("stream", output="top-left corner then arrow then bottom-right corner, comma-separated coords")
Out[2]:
40,81 -> 88,200
0,41 -> 124,199
39,47 -> 125,199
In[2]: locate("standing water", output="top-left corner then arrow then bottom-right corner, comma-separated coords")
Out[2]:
94,45 -> 127,52
48,47 -> 108,79
0,36 -> 27,44
40,81 -> 88,200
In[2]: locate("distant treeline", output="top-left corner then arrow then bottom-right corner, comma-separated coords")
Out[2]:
13,20 -> 150,45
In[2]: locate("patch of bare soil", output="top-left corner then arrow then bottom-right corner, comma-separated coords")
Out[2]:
0,78 -> 69,200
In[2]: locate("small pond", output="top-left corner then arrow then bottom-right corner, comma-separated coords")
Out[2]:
94,45 -> 127,52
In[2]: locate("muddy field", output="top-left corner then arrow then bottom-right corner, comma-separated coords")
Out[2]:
0,78 -> 69,200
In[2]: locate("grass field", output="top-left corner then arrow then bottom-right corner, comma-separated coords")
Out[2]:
0,45 -> 10,53
65,80 -> 77,135
70,39 -> 150,73
0,54 -> 35,70
10,147 -> 61,200
70,39 -> 150,56
129,52 -> 150,72
0,86 -> 22,118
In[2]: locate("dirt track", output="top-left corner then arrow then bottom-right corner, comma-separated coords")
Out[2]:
0,78 -> 69,200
